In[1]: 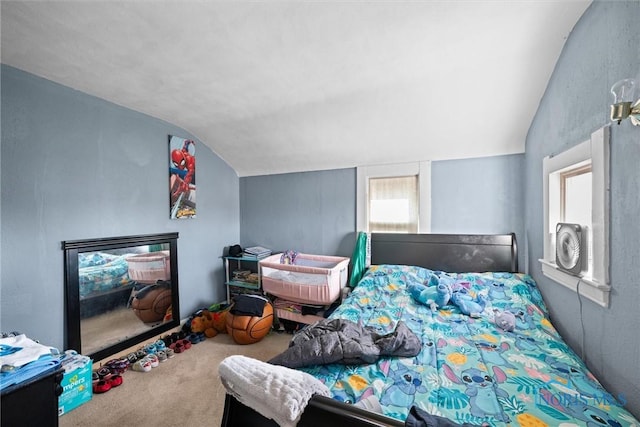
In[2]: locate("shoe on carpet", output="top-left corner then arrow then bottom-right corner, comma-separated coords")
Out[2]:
93,380 -> 111,394
144,354 -> 159,368
132,358 -> 152,372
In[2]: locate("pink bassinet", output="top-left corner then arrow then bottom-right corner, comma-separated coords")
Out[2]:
126,251 -> 171,284
260,253 -> 349,305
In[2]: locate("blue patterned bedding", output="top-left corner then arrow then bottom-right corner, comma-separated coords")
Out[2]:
301,264 -> 638,426
78,252 -> 132,297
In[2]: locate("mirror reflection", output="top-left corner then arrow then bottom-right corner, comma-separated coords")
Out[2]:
79,245 -> 172,356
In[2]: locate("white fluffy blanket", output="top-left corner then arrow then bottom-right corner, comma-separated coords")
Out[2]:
218,355 -> 331,427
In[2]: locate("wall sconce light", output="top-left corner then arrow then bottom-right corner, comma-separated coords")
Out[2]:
610,78 -> 640,126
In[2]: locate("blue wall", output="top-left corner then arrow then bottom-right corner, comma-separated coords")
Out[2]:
431,154 -> 524,267
240,169 -> 356,256
240,154 -> 525,264
0,66 -> 240,349
525,1 -> 640,416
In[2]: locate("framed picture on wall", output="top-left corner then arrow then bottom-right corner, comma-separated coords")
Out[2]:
169,135 -> 196,219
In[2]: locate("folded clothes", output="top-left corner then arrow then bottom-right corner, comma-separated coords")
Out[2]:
0,334 -> 59,369
230,294 -> 269,316
0,357 -> 61,391
0,334 -> 61,391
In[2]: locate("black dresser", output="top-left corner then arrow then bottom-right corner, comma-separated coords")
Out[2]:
1,367 -> 64,427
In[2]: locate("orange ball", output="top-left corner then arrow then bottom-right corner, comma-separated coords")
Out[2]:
131,287 -> 172,323
226,302 -> 274,345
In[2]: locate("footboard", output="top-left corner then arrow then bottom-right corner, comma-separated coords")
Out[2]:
221,393 -> 404,427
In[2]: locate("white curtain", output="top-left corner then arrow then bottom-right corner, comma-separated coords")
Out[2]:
368,175 -> 418,233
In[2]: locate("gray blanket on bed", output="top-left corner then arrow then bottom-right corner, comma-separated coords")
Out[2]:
268,318 -> 421,369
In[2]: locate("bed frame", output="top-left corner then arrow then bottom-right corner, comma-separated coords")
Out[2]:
220,233 -> 518,427
370,232 -> 517,273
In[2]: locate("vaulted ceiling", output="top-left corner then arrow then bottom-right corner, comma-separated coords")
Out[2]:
1,1 -> 591,176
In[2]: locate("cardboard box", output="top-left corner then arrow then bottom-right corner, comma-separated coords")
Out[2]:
58,358 -> 92,416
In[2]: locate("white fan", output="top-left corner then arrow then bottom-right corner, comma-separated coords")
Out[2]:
555,223 -> 586,276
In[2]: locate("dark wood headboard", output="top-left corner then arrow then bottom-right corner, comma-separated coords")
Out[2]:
370,233 -> 518,273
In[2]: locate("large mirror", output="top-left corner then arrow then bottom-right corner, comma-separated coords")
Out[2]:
63,233 -> 180,362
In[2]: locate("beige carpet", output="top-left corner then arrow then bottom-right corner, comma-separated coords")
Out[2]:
80,307 -> 153,356
59,330 -> 292,427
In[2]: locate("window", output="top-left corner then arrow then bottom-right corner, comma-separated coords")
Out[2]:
357,162 -> 430,233
560,164 -> 593,273
540,126 -> 610,307
369,176 -> 418,233
561,164 -> 592,226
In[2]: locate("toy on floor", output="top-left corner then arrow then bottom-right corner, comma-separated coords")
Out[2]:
163,305 -> 173,322
190,308 -> 229,338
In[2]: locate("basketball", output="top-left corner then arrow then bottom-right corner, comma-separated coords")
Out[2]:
226,302 -> 274,345
131,287 -> 172,323
152,289 -> 172,315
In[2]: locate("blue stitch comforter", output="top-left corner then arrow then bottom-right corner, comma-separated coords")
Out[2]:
300,264 -> 638,426
78,252 -> 132,297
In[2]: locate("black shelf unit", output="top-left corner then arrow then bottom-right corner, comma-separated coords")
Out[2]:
223,255 -> 265,303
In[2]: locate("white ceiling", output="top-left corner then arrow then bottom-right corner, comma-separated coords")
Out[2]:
1,1 -> 591,177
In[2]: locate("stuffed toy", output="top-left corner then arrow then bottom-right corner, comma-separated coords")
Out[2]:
493,309 -> 516,332
409,274 -> 486,317
433,275 -> 471,308
163,305 -> 173,322
407,272 -> 444,310
280,250 -> 298,265
190,309 -> 228,338
408,282 -> 439,311
450,288 -> 487,317
434,279 -> 454,308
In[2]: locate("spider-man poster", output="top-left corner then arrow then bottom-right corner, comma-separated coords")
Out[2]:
169,135 -> 196,219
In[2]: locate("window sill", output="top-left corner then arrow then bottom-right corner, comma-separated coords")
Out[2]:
538,259 -> 610,307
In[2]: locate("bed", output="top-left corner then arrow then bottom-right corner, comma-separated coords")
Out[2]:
78,251 -> 133,298
77,251 -> 137,320
220,233 -> 638,427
